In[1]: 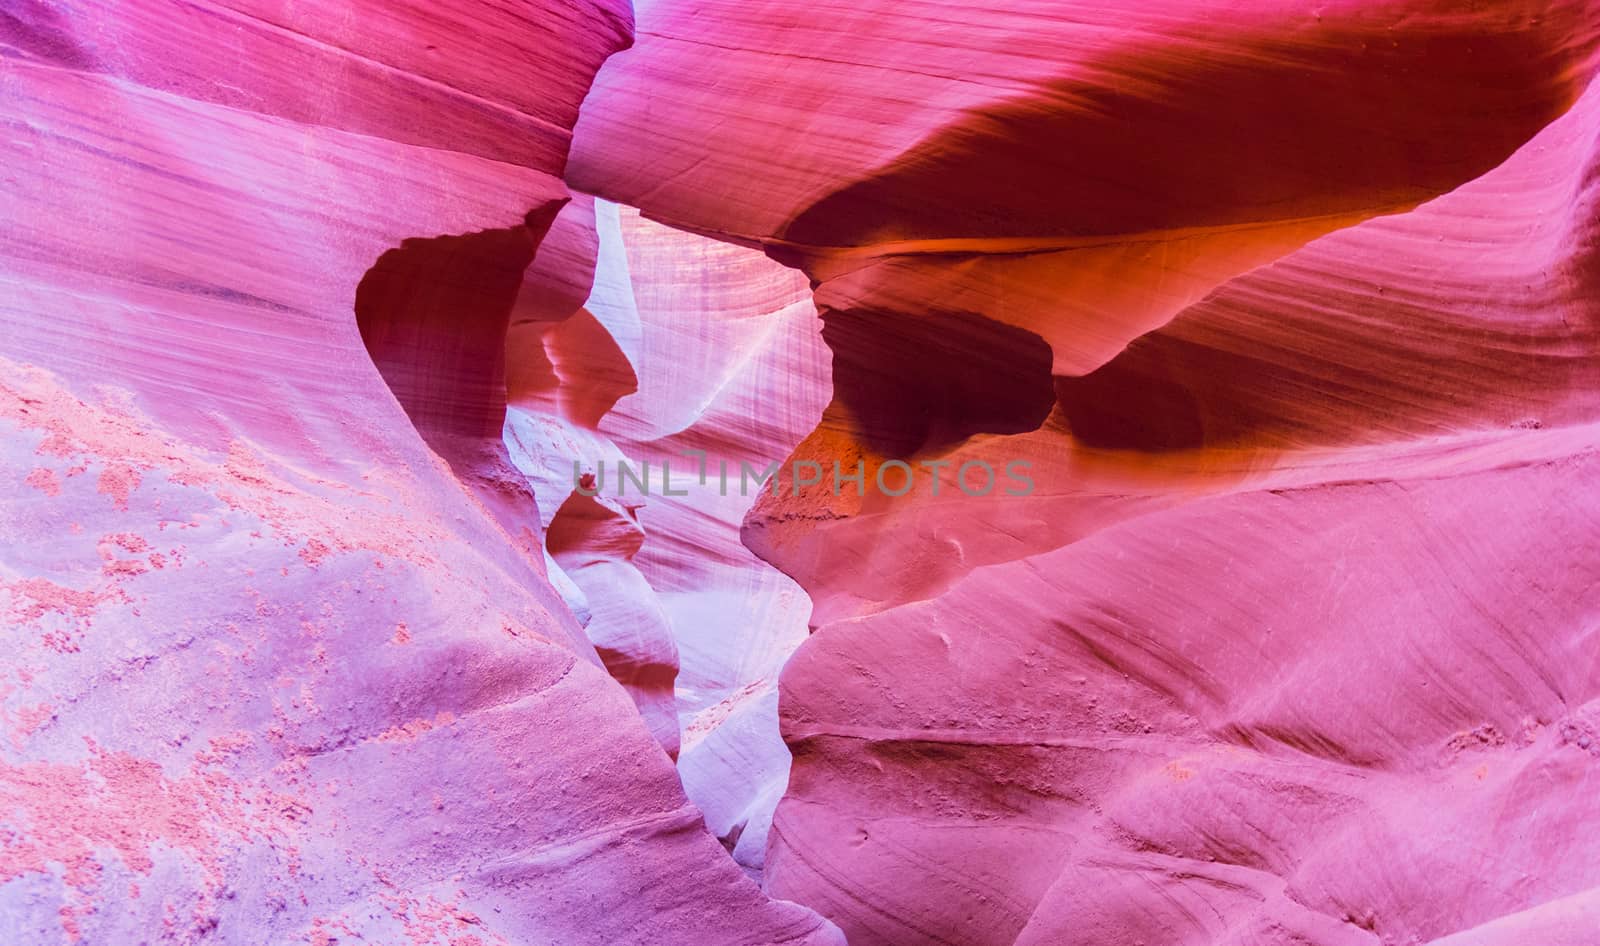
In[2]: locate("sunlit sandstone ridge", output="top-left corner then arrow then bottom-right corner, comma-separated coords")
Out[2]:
5,1 -> 1600,945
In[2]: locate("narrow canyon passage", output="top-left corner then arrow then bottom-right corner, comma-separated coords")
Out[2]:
353,194 -> 834,875
8,2 -> 1600,945
502,198 -> 834,874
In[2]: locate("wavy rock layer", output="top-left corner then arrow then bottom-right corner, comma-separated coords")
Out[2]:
764,49 -> 1600,946
0,5 -> 843,945
572,2 -> 1600,944
10,0 -> 1600,944
571,0 -> 1600,374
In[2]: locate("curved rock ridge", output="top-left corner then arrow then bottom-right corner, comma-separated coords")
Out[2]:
1,0 -> 632,169
567,0 -> 1600,941
746,65 -> 1600,630
0,5 -> 845,945
743,51 -> 1600,946
356,209 -> 569,574
9,0 -> 1600,944
571,0 -> 1600,374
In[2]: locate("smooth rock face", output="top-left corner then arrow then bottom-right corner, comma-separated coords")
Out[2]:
567,1 -> 1600,944
571,0 -> 1600,373
0,4 -> 843,945
8,1 -> 1600,945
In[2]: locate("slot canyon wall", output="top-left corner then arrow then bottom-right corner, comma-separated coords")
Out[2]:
0,1 -> 837,943
4,1 -> 1600,945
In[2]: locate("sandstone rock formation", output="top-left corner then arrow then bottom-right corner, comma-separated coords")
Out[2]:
502,197 -> 829,867
7,0 -> 1600,944
571,0 -> 1600,374
568,1 -> 1600,944
0,3 -> 840,944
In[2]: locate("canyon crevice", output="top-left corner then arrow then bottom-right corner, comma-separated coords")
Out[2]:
5,2 -> 1600,945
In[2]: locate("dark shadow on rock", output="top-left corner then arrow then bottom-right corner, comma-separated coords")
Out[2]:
822,308 -> 1055,457
355,202 -> 565,560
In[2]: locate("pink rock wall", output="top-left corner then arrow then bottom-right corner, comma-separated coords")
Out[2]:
568,1 -> 1600,944
570,0 -> 1600,374
8,0 -> 1600,944
0,3 -> 842,944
